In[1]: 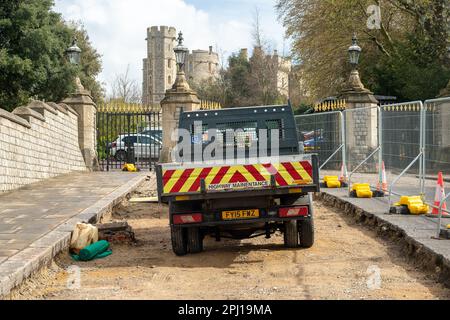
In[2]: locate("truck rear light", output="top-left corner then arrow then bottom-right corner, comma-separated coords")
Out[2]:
173,214 -> 203,225
279,206 -> 309,218
111,142 -> 117,148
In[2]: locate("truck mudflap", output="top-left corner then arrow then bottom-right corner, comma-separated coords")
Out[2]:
157,155 -> 320,202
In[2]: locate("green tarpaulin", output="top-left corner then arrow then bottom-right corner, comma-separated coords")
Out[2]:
71,240 -> 112,261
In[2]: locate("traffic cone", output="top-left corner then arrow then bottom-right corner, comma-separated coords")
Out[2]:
377,161 -> 388,192
339,163 -> 348,184
431,172 -> 449,216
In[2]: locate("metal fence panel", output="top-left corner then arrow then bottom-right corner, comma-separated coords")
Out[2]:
380,101 -> 425,205
424,97 -> 450,215
343,106 -> 381,192
295,111 -> 344,178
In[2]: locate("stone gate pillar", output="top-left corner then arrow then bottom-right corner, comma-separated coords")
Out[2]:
159,71 -> 200,163
62,78 -> 99,170
339,69 -> 379,169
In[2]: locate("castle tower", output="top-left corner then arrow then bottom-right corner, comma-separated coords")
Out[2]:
143,26 -> 177,105
185,46 -> 220,84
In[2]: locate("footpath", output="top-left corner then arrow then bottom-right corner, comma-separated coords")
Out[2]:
0,172 -> 149,297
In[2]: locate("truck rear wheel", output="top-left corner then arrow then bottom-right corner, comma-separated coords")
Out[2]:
171,225 -> 188,256
284,221 -> 299,248
187,227 -> 203,254
299,219 -> 314,248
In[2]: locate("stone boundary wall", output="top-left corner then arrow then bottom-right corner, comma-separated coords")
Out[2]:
0,101 -> 87,192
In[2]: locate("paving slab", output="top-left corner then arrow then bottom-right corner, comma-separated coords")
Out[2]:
0,171 -> 150,298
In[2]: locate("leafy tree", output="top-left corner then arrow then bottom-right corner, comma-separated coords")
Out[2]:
226,50 -> 252,106
276,0 -> 450,101
0,0 -> 102,111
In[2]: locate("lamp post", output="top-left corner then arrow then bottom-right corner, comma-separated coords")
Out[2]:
66,38 -> 85,92
62,37 -> 98,170
159,31 -> 200,163
170,31 -> 192,92
346,33 -> 366,92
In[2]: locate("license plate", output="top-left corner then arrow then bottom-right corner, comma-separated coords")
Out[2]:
222,209 -> 260,220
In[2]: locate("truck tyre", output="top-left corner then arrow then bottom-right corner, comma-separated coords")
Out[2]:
299,219 -> 314,248
187,227 -> 203,254
171,225 -> 188,256
284,221 -> 299,248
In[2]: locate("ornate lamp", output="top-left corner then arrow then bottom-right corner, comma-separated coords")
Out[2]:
66,38 -> 82,65
174,32 -> 188,72
348,34 -> 362,69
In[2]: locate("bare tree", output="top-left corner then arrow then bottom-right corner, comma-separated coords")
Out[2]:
252,6 -> 270,50
109,65 -> 142,103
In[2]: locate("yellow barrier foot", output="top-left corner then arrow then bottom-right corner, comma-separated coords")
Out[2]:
321,176 -> 341,189
389,196 -> 429,215
320,176 -> 348,189
122,163 -> 139,172
350,183 -> 373,198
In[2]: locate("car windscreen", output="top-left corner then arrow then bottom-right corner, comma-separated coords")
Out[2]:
122,136 -> 138,144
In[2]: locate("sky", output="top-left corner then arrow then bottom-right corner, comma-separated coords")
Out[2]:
53,0 -> 289,95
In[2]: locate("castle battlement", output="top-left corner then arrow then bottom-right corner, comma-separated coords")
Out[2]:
148,26 -> 177,38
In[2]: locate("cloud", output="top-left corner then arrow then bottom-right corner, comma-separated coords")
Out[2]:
53,0 -> 285,94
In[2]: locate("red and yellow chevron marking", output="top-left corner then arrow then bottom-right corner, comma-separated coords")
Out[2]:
162,161 -> 314,194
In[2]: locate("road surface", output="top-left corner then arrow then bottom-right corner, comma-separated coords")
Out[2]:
11,181 -> 450,300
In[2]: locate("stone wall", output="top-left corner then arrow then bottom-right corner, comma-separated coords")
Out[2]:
0,101 -> 87,192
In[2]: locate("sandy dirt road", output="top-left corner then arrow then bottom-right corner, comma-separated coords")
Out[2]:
12,182 -> 450,300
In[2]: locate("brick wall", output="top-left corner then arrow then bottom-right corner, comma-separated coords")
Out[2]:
0,101 -> 87,192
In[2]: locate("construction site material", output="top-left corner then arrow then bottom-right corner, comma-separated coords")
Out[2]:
70,223 -> 99,254
73,240 -> 112,262
350,184 -> 373,198
377,161 -> 388,193
339,164 -> 348,187
96,222 -> 136,244
390,196 -> 429,215
428,172 -> 449,218
322,176 -> 341,188
439,229 -> 450,239
122,164 -> 139,172
129,197 -> 158,203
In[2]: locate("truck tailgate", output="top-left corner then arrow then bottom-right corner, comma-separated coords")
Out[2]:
157,155 -> 319,200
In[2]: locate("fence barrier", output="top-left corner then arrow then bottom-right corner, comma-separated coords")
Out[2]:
296,97 -> 450,236
380,101 -> 425,210
295,111 -> 345,180
424,97 -> 450,237
343,106 -> 382,195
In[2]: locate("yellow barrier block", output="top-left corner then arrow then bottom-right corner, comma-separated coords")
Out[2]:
396,196 -> 429,215
324,176 -> 341,188
352,183 -> 373,198
122,163 -> 138,172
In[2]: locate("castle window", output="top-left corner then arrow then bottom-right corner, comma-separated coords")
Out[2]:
168,75 -> 172,85
168,59 -> 172,69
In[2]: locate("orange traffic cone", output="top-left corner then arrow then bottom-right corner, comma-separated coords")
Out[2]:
339,163 -> 348,184
431,172 -> 449,216
377,161 -> 388,192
